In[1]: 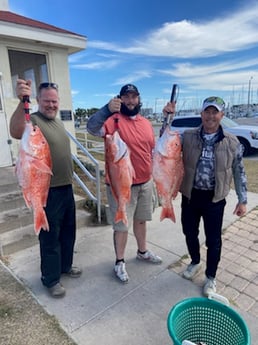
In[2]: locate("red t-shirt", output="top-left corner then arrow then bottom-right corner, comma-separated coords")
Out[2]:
104,113 -> 155,184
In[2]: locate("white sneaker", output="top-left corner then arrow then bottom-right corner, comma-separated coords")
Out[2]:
136,250 -> 162,264
203,277 -> 216,297
182,263 -> 202,280
114,262 -> 129,283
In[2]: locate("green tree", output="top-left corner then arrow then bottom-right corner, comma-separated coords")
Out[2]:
74,108 -> 87,119
87,108 -> 99,117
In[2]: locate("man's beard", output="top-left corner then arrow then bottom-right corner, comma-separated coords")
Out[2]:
120,103 -> 141,117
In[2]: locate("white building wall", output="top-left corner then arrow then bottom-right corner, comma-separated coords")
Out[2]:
0,0 -> 8,10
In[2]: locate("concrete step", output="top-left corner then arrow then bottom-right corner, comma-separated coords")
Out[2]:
0,166 -> 18,190
0,205 -> 33,233
0,187 -> 92,256
0,166 -> 95,256
0,190 -> 25,212
0,189 -> 89,231
0,181 -> 19,194
0,224 -> 37,256
1,208 -> 91,256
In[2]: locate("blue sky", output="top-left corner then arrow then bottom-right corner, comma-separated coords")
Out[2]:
9,0 -> 258,113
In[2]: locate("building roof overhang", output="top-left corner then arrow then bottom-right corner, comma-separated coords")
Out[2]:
0,11 -> 87,54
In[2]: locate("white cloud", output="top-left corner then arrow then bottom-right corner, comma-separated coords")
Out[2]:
69,2 -> 258,107
89,4 -> 258,58
157,57 -> 258,91
113,71 -> 152,86
157,58 -> 258,78
71,60 -> 120,70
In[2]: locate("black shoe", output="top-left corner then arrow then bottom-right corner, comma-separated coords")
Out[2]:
63,266 -> 82,278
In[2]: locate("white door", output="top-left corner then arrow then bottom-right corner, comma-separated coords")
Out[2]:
0,75 -> 13,167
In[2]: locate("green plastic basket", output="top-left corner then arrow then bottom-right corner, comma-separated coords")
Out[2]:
167,297 -> 250,345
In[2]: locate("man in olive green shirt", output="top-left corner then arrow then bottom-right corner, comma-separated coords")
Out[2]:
10,79 -> 82,298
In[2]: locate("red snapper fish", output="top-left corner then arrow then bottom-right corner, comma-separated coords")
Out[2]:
16,122 -> 52,235
153,126 -> 184,223
105,131 -> 135,226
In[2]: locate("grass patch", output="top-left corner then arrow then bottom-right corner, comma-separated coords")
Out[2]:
76,132 -> 103,143
243,158 -> 258,193
86,133 -> 104,142
90,151 -> 105,161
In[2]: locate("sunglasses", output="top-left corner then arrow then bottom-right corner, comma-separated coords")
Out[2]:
204,96 -> 225,106
39,82 -> 58,90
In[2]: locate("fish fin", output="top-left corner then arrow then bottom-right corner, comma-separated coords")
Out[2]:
23,193 -> 32,209
115,210 -> 128,226
31,158 -> 53,175
160,206 -> 176,223
34,209 -> 49,235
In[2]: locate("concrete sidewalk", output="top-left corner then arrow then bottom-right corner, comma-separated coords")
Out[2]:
5,190 -> 258,345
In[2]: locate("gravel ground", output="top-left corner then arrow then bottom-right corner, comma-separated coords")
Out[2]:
0,261 -> 76,345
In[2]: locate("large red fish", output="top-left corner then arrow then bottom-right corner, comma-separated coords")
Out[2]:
153,126 -> 184,223
16,122 -> 52,235
105,131 -> 135,226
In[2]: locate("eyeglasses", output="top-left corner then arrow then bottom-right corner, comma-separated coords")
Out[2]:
39,82 -> 58,90
204,96 -> 225,106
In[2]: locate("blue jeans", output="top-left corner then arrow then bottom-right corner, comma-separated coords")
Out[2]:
39,185 -> 76,288
181,188 -> 226,279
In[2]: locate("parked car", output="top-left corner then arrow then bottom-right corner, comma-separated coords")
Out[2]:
170,115 -> 258,156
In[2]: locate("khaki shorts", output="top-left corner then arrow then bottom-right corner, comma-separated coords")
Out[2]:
106,179 -> 154,232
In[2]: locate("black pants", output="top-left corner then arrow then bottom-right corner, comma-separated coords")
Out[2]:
39,185 -> 76,288
181,189 -> 226,279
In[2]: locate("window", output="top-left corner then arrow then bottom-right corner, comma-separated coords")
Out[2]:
24,68 -> 36,96
172,117 -> 202,128
8,50 -> 49,98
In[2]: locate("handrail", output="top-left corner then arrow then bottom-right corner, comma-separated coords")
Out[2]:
66,130 -> 101,223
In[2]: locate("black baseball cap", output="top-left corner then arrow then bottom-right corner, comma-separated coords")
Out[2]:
119,84 -> 139,96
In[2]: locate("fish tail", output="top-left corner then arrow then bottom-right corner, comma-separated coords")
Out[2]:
34,209 -> 49,235
160,206 -> 176,223
115,210 -> 128,226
